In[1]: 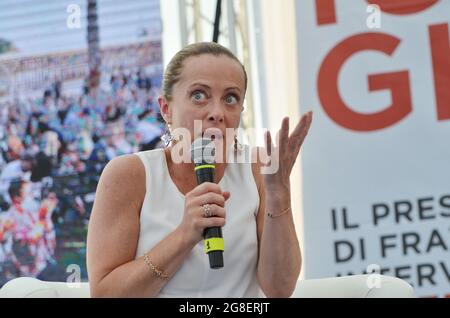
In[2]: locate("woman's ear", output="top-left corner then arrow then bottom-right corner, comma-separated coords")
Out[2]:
158,95 -> 172,124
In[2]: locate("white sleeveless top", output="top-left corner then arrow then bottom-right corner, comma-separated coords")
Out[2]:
134,148 -> 262,297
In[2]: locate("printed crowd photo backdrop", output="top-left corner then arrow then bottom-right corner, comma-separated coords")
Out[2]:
0,0 -> 163,287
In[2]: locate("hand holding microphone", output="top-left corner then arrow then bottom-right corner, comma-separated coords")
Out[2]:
188,136 -> 226,269
180,183 -> 229,249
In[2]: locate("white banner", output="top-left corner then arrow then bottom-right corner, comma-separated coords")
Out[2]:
296,0 -> 450,297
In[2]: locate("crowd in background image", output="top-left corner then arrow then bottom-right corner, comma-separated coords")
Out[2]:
0,68 -> 165,284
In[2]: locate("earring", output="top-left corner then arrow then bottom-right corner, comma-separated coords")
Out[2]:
161,123 -> 173,147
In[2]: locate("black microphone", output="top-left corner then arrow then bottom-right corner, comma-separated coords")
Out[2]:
191,137 -> 224,269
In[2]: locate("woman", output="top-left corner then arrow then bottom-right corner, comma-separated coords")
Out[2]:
87,42 -> 312,297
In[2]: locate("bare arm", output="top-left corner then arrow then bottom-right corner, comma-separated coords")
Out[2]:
253,113 -> 312,297
87,155 -> 228,297
252,155 -> 301,298
87,155 -> 191,297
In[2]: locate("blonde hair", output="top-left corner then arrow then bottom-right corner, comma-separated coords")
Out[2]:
162,42 -> 247,101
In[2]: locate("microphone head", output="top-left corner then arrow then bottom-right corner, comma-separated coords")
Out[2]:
191,137 -> 216,165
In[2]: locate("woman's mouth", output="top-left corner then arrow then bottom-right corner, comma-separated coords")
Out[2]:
202,128 -> 224,141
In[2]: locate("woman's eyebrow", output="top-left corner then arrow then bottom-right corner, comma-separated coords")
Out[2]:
225,87 -> 242,93
188,83 -> 211,90
187,83 -> 242,94
188,82 -> 241,92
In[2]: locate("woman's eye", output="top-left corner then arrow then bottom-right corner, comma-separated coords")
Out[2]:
191,91 -> 207,102
225,95 -> 239,105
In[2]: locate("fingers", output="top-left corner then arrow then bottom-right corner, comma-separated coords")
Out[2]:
290,112 -> 312,141
199,216 -> 226,228
302,111 -> 313,133
222,191 -> 231,201
191,216 -> 225,236
186,186 -> 230,219
288,112 -> 312,151
265,130 -> 273,156
191,192 -> 226,208
279,117 -> 289,150
201,205 -> 226,229
266,117 -> 291,152
199,204 -> 226,218
188,182 -> 222,197
192,205 -> 227,229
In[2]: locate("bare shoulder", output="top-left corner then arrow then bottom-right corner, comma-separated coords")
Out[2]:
95,154 -> 146,217
100,154 -> 145,185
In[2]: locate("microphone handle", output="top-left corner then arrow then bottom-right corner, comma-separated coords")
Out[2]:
203,227 -> 223,269
195,166 -> 214,184
195,165 -> 224,269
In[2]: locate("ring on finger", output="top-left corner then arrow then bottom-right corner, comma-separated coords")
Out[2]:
202,204 -> 212,218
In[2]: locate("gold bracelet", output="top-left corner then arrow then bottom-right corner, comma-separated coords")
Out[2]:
143,253 -> 169,279
267,206 -> 291,219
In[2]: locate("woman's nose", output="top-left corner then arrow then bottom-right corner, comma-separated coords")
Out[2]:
207,100 -> 225,123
